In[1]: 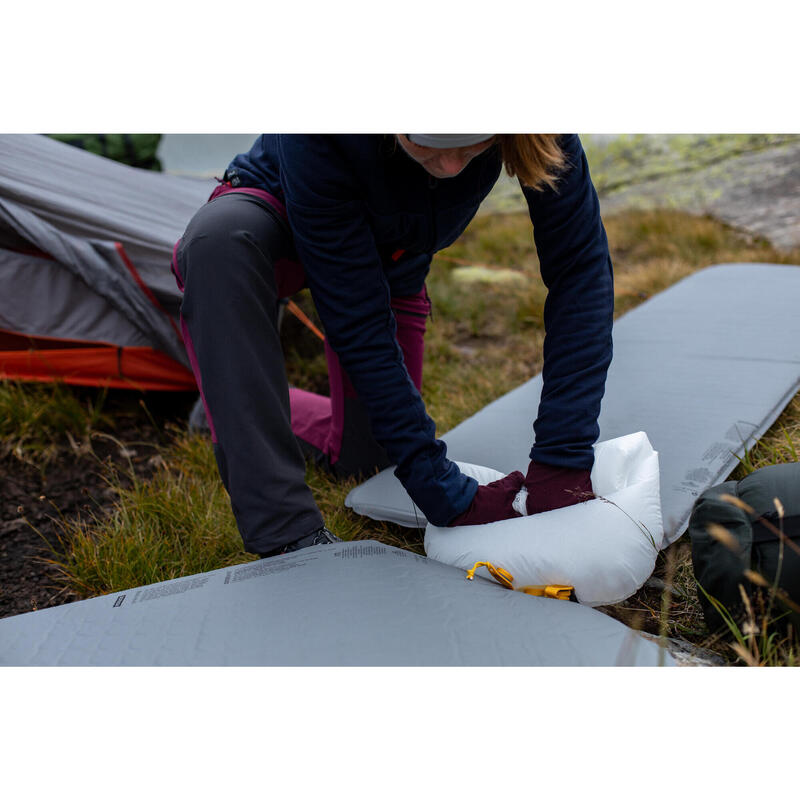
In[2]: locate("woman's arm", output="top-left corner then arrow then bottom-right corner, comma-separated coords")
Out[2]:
522,133 -> 615,471
277,135 -> 477,525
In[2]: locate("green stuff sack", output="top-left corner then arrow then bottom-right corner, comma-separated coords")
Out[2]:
47,134 -> 163,171
689,462 -> 800,638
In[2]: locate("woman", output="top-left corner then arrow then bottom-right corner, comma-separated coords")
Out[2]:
173,134 -> 614,557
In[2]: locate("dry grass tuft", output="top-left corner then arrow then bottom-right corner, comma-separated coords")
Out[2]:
707,523 -> 741,553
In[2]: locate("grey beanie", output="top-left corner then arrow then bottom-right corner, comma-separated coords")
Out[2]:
406,134 -> 494,148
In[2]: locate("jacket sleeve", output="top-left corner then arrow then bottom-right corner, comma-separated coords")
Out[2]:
522,134 -> 614,470
277,135 -> 477,525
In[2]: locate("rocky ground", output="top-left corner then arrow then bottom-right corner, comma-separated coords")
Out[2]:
481,134 -> 800,251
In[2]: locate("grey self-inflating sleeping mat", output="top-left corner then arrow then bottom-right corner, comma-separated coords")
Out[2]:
346,263 -> 800,544
0,542 -> 672,666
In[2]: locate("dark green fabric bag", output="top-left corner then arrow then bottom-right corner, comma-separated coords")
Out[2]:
689,462 -> 800,637
47,134 -> 163,171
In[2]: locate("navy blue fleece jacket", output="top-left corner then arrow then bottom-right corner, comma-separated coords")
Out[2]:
226,134 -> 614,526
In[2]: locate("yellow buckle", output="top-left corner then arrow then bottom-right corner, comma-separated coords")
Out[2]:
520,585 -> 574,600
466,561 -> 573,600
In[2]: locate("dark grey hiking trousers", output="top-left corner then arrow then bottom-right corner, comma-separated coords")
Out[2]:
175,192 -> 325,554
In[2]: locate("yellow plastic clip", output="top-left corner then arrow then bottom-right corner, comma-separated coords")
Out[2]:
466,562 -> 574,601
520,585 -> 574,601
465,561 -> 514,590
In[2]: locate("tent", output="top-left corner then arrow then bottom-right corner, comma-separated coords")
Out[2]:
0,134 -> 214,390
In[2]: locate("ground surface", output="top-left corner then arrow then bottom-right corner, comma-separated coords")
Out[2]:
0,393 -> 193,619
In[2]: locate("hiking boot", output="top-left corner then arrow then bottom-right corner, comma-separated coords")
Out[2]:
259,527 -> 341,558
284,526 -> 341,552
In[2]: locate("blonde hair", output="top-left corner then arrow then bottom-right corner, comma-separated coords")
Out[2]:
496,134 -> 566,191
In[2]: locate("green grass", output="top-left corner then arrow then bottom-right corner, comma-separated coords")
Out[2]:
0,380 -> 111,464
7,207 -> 800,665
46,431 -> 252,595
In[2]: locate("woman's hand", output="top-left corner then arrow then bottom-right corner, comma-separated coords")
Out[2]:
447,471 -> 525,527
520,461 -> 594,515
446,461 -> 594,527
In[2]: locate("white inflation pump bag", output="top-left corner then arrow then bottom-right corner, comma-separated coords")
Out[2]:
424,431 -> 664,606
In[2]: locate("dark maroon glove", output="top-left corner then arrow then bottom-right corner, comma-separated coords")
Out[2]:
447,471 -> 525,527
522,460 -> 594,515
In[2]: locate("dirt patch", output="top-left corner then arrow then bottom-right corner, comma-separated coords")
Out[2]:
0,391 -> 196,620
